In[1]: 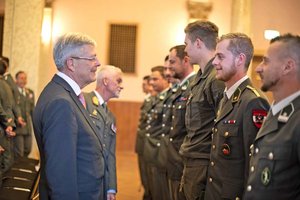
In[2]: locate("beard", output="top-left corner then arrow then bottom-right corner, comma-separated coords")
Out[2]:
261,76 -> 280,92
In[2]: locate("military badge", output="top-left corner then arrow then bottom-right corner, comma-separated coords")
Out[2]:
222,143 -> 230,156
252,109 -> 267,128
92,96 -> 99,106
278,103 -> 294,123
261,167 -> 271,186
111,123 -> 117,133
92,109 -> 97,116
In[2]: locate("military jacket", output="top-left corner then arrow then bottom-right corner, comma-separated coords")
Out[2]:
15,87 -> 34,135
180,60 -> 224,161
167,74 -> 196,180
85,92 -> 117,192
244,95 -> 300,200
205,79 -> 270,200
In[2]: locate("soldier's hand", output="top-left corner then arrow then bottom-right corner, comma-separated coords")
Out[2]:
18,116 -> 26,127
0,145 -> 5,154
107,193 -> 116,200
6,126 -> 16,137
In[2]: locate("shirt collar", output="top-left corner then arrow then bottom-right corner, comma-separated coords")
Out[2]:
57,72 -> 81,96
225,75 -> 249,99
271,90 -> 300,115
93,90 -> 105,105
180,71 -> 196,86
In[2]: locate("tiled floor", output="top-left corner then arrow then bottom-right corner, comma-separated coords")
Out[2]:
116,151 -> 144,200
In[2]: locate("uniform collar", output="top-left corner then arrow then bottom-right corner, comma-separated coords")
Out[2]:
271,90 -> 300,115
180,71 -> 196,86
224,75 -> 249,99
93,90 -> 105,106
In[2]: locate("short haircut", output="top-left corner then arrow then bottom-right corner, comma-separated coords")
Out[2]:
169,45 -> 187,60
219,33 -> 254,69
96,65 -> 122,85
164,55 -> 169,62
15,70 -> 26,79
151,66 -> 165,79
184,20 -> 219,50
0,60 -> 7,75
0,56 -> 9,66
271,33 -> 300,66
143,75 -> 150,81
53,32 -> 97,70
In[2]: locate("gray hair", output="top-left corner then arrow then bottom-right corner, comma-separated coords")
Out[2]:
96,65 -> 122,84
53,32 -> 97,70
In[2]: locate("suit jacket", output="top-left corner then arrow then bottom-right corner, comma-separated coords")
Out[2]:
84,91 -> 117,193
33,75 -> 105,200
15,87 -> 34,135
244,95 -> 300,200
205,79 -> 270,200
4,73 -> 22,119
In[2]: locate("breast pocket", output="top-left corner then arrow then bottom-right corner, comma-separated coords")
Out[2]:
256,145 -> 292,188
217,125 -> 242,160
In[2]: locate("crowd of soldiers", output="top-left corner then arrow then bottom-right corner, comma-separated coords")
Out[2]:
0,56 -> 35,187
135,20 -> 300,200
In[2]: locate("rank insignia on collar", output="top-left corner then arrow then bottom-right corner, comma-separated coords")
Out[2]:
252,109 -> 268,128
92,96 -> 99,106
92,109 -> 98,116
261,167 -> 271,186
222,143 -> 230,156
278,103 -> 294,123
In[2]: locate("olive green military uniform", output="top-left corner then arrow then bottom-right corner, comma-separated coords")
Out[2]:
135,95 -> 157,200
167,73 -> 196,200
179,59 -> 225,200
144,86 -> 178,200
244,93 -> 300,200
0,77 -> 16,173
84,91 -> 117,198
204,78 -> 269,200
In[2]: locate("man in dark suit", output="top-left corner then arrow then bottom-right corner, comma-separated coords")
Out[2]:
204,33 -> 270,200
33,33 -> 105,200
244,34 -> 300,200
14,71 -> 35,157
85,65 -> 123,200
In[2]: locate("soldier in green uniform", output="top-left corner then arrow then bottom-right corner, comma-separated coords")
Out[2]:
179,20 -> 225,200
85,65 -> 123,200
244,34 -> 300,200
0,60 -> 16,174
204,33 -> 270,200
14,71 -> 35,157
165,45 -> 195,200
135,75 -> 156,200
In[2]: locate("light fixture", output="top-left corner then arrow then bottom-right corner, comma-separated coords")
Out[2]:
264,30 -> 280,40
41,7 -> 52,44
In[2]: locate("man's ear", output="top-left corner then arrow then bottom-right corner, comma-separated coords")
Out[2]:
236,53 -> 246,67
66,58 -> 75,72
283,58 -> 296,75
195,38 -> 203,49
103,77 -> 108,86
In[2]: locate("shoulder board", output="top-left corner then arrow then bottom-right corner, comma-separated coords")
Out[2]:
246,85 -> 260,97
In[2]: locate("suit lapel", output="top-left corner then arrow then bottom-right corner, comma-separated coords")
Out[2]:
53,75 -> 104,149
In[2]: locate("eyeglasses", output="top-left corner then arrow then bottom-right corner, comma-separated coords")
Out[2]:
71,56 -> 98,62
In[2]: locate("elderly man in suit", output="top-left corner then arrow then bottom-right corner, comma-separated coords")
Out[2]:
33,32 -> 105,200
84,65 -> 123,200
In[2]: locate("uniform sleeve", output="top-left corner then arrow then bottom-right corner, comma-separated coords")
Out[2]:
209,78 -> 225,114
42,99 -> 79,200
242,97 -> 270,183
107,116 -> 117,191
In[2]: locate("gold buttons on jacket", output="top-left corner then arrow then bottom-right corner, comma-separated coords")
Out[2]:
224,131 -> 229,137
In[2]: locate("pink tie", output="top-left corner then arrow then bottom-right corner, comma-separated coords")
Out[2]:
78,93 -> 86,109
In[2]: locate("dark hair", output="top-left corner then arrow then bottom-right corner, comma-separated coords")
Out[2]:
169,45 -> 187,60
0,56 -> 9,67
271,33 -> 300,79
164,55 -> 169,62
184,20 -> 219,50
151,66 -> 166,79
15,70 -> 26,79
219,33 -> 254,69
143,75 -> 150,81
0,60 -> 7,75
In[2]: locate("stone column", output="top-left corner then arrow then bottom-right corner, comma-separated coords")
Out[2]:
3,0 -> 44,93
231,0 -> 251,34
